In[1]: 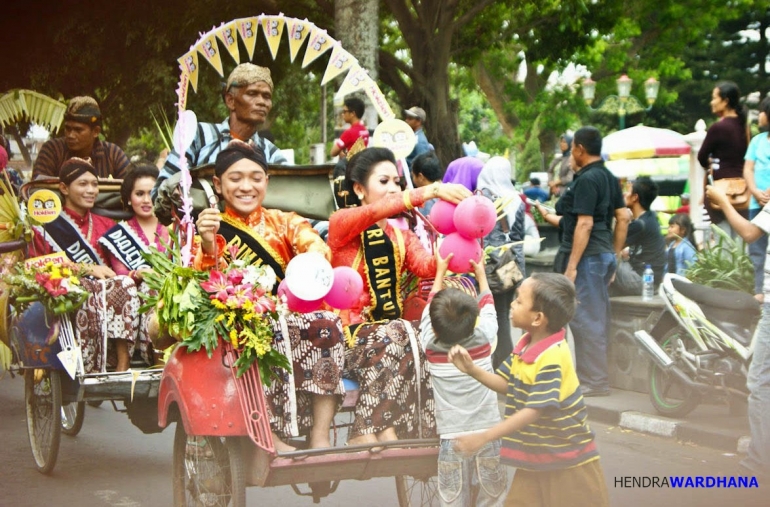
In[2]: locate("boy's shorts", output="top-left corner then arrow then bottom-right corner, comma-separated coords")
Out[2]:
504,458 -> 608,507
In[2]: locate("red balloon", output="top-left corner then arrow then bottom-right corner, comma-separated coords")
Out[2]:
429,200 -> 458,235
438,232 -> 482,273
324,267 -> 364,310
277,279 -> 323,313
453,196 -> 498,239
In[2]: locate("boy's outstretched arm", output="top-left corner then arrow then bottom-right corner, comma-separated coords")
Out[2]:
454,408 -> 542,455
707,185 -> 765,243
449,345 -> 507,394
470,256 -> 489,294
431,251 -> 453,293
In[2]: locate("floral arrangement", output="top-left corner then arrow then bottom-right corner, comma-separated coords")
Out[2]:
5,258 -> 88,316
141,236 -> 290,382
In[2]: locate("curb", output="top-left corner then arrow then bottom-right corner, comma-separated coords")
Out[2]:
586,404 -> 750,454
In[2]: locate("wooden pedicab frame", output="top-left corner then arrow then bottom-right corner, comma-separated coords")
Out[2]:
157,14 -> 439,506
4,178 -> 164,475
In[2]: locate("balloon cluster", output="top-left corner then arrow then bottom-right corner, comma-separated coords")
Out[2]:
430,196 -> 497,273
279,252 -> 364,312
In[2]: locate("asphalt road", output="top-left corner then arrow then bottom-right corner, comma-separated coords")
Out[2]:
0,374 -> 764,507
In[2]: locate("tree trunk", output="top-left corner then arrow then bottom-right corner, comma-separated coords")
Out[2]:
9,126 -> 32,168
335,0 -> 379,129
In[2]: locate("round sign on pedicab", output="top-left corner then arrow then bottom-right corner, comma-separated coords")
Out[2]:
370,118 -> 416,160
27,189 -> 62,224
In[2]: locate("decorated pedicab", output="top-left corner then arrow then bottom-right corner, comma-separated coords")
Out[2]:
152,14 -> 444,506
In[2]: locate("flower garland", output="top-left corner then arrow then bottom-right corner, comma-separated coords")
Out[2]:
6,259 -> 88,316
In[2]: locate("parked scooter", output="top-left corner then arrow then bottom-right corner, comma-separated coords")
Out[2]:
633,273 -> 760,417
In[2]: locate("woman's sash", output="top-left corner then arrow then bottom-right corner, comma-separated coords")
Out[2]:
218,214 -> 286,294
98,222 -> 149,271
36,214 -> 103,265
360,224 -> 404,321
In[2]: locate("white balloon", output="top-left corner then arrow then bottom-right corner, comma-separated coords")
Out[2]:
285,252 -> 334,301
173,110 -> 198,154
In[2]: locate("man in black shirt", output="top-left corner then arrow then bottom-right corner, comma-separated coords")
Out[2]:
539,126 -> 629,396
611,176 -> 667,296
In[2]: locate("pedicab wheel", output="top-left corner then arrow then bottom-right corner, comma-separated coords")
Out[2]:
24,368 -> 62,474
648,327 -> 701,418
395,475 -> 439,507
172,422 -> 246,507
61,401 -> 85,436
87,400 -> 103,408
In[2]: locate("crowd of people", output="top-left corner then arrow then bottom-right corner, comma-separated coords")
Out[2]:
3,65 -> 769,504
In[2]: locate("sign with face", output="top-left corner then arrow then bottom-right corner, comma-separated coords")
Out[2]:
28,189 -> 62,224
371,119 -> 417,160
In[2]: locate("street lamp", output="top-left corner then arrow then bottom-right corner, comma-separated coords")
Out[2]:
581,74 -> 660,130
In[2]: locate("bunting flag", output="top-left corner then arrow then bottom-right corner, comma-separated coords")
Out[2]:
176,72 -> 190,111
363,79 -> 395,120
216,21 -> 241,64
178,48 -> 200,93
237,16 -> 260,60
334,63 -> 369,98
302,26 -> 334,68
321,43 -> 356,86
196,30 -> 224,77
261,15 -> 286,60
286,18 -> 313,63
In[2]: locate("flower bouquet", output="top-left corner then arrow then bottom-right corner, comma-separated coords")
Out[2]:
141,237 -> 290,382
5,255 -> 88,316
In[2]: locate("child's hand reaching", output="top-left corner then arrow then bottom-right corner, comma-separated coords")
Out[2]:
453,432 -> 487,456
431,251 -> 453,293
448,344 -> 474,374
470,256 -> 490,294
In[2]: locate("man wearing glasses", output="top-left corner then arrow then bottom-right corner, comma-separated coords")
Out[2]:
330,96 -> 369,159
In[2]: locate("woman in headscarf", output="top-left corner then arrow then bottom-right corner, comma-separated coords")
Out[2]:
477,156 -> 527,368
548,133 -> 573,197
442,156 -> 484,192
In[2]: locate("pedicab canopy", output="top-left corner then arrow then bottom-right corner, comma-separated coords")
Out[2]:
0,90 -> 66,132
172,14 -> 416,266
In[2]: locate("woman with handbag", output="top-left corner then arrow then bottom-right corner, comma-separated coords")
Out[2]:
328,147 -> 471,446
698,81 -> 750,237
477,156 -> 526,369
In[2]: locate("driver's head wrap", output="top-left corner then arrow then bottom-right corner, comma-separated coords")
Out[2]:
64,96 -> 102,128
214,140 -> 268,177
59,157 -> 97,185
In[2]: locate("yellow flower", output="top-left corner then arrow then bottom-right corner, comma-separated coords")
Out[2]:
215,314 -> 225,323
229,328 -> 238,347
211,299 -> 227,310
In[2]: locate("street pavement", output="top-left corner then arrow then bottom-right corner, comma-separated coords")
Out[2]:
0,374 -> 764,506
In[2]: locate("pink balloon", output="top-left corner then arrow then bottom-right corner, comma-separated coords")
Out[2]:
438,232 -> 482,273
324,267 -> 364,310
278,279 -> 323,313
429,200 -> 458,235
453,196 -> 498,239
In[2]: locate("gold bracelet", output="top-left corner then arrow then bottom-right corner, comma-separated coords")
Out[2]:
403,189 -> 414,210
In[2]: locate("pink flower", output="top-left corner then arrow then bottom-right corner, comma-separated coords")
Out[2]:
252,296 -> 275,314
228,243 -> 241,259
200,270 -> 230,302
35,272 -> 51,285
44,278 -> 68,298
227,269 -> 244,287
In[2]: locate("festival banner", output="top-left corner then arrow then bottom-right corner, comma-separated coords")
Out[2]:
302,26 -> 334,68
286,18 -> 313,63
196,30 -> 224,77
334,63 -> 369,98
321,43 -> 356,86
178,48 -> 200,93
237,17 -> 260,61
217,21 -> 241,64
261,15 -> 286,60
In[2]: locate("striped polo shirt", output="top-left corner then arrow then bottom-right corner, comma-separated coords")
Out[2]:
497,329 -> 599,471
32,138 -> 129,180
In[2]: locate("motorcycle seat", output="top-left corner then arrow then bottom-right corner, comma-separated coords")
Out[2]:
672,279 -> 759,346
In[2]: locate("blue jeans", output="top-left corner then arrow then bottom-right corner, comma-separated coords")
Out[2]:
438,439 -> 507,507
748,208 -> 767,295
742,303 -> 770,477
571,252 -> 616,391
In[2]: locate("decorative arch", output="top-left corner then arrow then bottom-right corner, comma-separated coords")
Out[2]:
174,14 -> 394,122
0,90 -> 66,133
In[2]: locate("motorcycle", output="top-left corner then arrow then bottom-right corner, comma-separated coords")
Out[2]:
633,273 -> 761,417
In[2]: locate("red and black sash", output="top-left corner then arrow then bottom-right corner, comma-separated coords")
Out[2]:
218,214 -> 286,295
360,224 -> 403,321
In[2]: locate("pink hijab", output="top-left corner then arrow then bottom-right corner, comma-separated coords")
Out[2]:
0,146 -> 8,170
